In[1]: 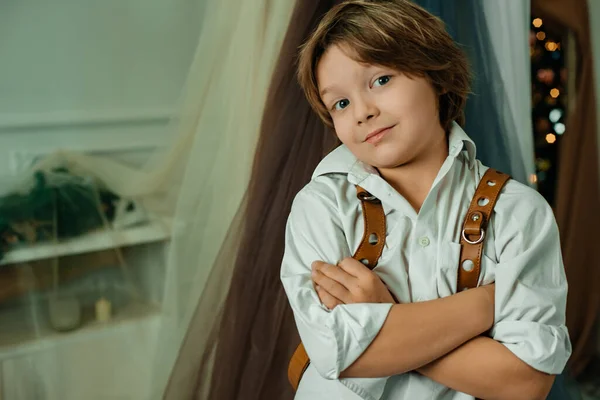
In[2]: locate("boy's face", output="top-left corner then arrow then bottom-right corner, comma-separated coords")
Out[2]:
316,44 -> 446,170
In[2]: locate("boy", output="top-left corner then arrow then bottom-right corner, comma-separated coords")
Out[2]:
280,1 -> 571,399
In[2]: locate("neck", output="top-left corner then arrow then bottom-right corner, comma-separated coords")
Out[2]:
378,133 -> 449,212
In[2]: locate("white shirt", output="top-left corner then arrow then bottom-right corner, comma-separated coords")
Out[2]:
280,122 -> 571,400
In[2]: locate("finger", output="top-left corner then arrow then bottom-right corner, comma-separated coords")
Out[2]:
312,269 -> 351,303
315,285 -> 343,310
337,257 -> 373,278
317,262 -> 355,288
311,260 -> 329,271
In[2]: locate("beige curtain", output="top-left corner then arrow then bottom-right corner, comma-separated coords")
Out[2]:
532,0 -> 600,378
150,0 -> 296,398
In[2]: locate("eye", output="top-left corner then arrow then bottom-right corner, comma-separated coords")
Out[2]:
333,99 -> 350,111
373,75 -> 391,87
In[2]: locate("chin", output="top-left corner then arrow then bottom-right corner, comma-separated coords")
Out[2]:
368,157 -> 407,169
376,161 -> 407,169
367,150 -> 410,169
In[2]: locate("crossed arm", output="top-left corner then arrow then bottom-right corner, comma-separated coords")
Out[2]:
282,187 -> 569,400
311,258 -> 555,400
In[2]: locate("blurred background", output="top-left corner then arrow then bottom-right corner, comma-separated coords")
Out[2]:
0,0 -> 598,399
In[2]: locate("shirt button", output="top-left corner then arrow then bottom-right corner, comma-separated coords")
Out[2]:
418,236 -> 430,247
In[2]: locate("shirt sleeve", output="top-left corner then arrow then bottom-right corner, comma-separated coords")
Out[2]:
280,186 -> 393,380
491,186 -> 572,374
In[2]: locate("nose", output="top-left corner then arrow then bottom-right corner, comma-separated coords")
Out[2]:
354,95 -> 379,125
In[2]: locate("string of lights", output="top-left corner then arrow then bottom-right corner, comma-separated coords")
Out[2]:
530,16 -> 566,206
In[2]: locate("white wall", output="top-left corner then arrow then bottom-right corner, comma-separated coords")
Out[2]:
0,0 -> 204,174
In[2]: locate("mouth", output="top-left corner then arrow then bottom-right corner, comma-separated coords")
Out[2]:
365,125 -> 395,144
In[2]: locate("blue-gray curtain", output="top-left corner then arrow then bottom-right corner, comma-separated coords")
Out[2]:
414,0 -> 528,184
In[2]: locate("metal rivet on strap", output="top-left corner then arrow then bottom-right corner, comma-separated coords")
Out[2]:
368,233 -> 378,245
462,259 -> 475,272
471,213 -> 480,221
357,191 -> 379,202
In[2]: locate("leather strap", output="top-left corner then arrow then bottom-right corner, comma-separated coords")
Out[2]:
288,186 -> 386,390
287,343 -> 309,390
457,169 -> 510,291
354,186 -> 387,268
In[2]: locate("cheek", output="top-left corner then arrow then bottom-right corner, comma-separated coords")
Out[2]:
387,81 -> 436,114
332,119 -> 352,142
396,93 -> 437,125
415,84 -> 439,115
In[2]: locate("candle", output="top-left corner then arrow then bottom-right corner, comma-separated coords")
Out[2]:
95,297 -> 112,322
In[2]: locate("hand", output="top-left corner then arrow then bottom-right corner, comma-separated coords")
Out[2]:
311,257 -> 396,310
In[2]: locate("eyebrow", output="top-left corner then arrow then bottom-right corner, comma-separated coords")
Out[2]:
319,86 -> 334,98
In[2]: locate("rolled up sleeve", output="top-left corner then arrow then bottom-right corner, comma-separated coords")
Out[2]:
281,187 -> 392,380
492,189 -> 572,374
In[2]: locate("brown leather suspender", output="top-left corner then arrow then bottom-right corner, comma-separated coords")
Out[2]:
287,185 -> 387,390
354,186 -> 387,268
458,169 -> 510,291
287,169 -> 510,391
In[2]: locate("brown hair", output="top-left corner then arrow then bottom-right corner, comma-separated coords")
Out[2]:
297,0 -> 471,132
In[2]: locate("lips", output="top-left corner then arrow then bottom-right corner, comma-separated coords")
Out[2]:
365,125 -> 394,144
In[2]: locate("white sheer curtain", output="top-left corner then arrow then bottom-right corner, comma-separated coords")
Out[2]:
26,0 -> 295,398
481,0 -> 536,185
147,0 -> 296,397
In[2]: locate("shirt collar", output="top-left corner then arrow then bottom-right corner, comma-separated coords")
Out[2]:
447,121 -> 477,168
312,121 -> 477,181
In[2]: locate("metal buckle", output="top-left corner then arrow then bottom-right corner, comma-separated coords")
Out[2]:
462,228 -> 485,245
